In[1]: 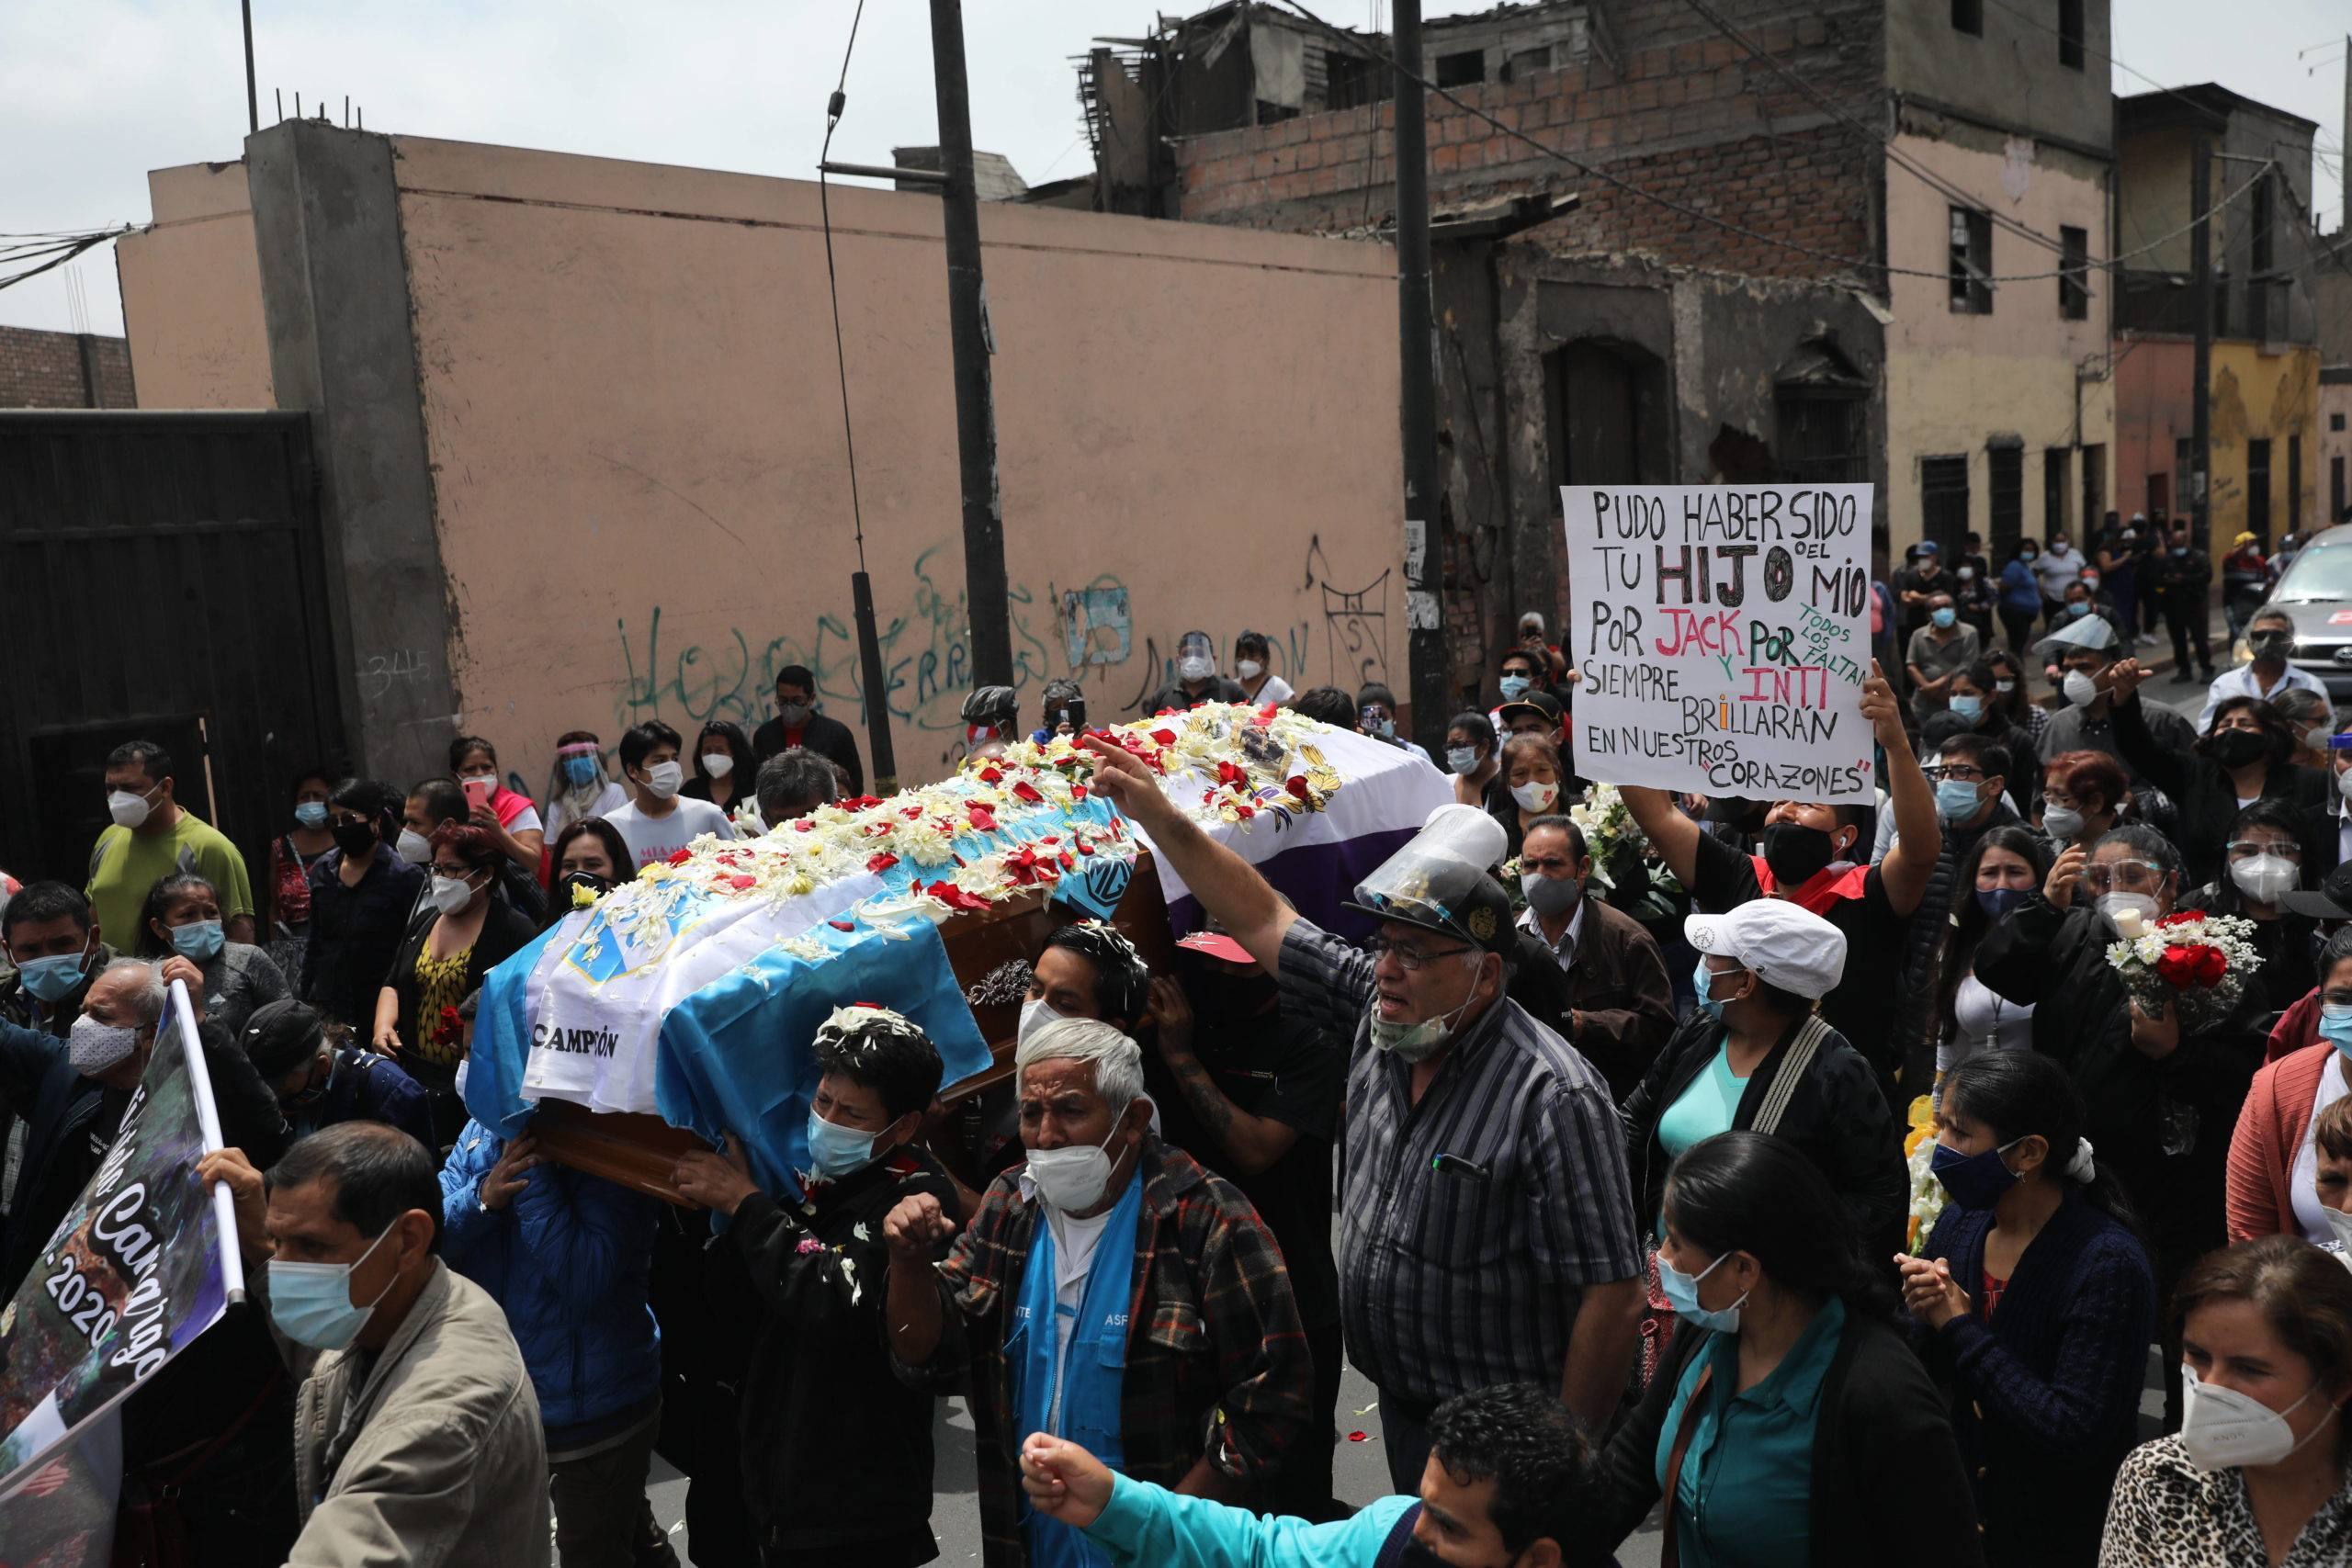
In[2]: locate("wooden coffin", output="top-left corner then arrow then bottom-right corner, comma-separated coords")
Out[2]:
530,850 -> 1177,1206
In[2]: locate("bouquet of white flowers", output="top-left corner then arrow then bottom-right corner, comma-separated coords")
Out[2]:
2101,905 -> 2263,1034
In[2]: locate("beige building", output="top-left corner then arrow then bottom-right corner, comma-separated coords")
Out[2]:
116,125 -> 1407,791
1881,2 -> 2116,560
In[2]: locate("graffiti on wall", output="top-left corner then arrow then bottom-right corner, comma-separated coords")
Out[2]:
611,536 -> 1390,770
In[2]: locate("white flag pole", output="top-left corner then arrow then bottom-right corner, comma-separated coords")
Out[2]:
168,980 -> 246,1304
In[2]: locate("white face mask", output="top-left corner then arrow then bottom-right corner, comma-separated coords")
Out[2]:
1025,1122 -> 1124,1213
1235,660 -> 1263,680
2324,1205 -> 2352,1250
2041,806 -> 2085,841
68,1013 -> 144,1077
700,752 -> 735,779
2098,890 -> 2160,933
1510,780 -> 1560,812
1018,997 -> 1061,1047
428,873 -> 477,916
2062,670 -> 2101,708
395,828 -> 433,865
642,760 -> 684,800
2335,768 -> 2352,805
2229,853 -> 2298,907
1178,656 -> 1213,682
2177,1364 -> 2333,1472
107,787 -> 155,829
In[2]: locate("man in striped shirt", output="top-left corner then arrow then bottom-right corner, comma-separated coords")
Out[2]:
1085,740 -> 1644,1493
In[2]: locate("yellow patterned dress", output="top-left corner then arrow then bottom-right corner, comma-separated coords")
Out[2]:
410,945 -> 474,1077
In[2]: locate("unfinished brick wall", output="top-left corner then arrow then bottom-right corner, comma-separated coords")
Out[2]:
0,325 -> 137,409
1175,0 -> 1883,283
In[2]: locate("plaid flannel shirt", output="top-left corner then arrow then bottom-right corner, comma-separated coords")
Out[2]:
893,1137 -> 1310,1568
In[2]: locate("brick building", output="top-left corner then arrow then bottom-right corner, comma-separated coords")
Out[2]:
1073,0 -> 2112,692
0,325 -> 136,409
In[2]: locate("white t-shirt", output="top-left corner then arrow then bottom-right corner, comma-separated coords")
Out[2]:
545,783 -> 629,845
2290,1053 -> 2352,1244
1240,673 -> 1295,705
604,796 -> 736,868
504,804 -> 545,835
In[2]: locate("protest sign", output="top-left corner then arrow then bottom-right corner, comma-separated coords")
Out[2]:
0,980 -> 236,1536
1562,483 -> 1876,802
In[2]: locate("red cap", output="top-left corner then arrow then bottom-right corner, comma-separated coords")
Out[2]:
1176,930 -> 1255,964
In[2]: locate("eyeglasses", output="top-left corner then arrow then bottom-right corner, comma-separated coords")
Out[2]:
428,863 -> 475,880
2225,840 -> 2301,862
2083,860 -> 2165,893
1921,764 -> 1987,783
2040,792 -> 2078,811
1364,934 -> 1476,972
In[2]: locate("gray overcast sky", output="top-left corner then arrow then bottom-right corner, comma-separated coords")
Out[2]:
3,0 -> 2346,338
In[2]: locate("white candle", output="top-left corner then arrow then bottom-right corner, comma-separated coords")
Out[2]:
2112,908 -> 2145,939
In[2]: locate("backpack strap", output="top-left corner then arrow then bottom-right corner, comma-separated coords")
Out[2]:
1659,1363 -> 1714,1568
1749,1015 -> 1829,1137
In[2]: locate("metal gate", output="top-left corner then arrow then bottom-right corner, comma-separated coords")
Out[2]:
0,412 -> 346,905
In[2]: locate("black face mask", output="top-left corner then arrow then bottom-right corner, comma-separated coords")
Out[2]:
559,869 -> 614,901
330,820 -> 378,858
2247,632 -> 2293,661
1760,821 -> 1841,886
2199,728 -> 2270,770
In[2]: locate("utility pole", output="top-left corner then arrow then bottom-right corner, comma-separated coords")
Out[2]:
241,1 -> 259,136
928,0 -> 1012,689
1393,0 -> 1447,753
2190,132 -> 2213,547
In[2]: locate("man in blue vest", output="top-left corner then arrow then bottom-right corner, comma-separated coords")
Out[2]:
1013,1382 -> 1607,1568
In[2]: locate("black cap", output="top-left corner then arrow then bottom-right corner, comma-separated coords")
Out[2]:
960,684 -> 1019,728
2283,861 -> 2352,921
1497,689 -> 1565,728
1343,856 -> 1517,956
242,998 -> 326,1079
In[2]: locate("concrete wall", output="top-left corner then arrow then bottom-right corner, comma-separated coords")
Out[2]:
122,128 -> 1407,791
0,326 -> 134,409
116,161 -> 274,408
1883,125 -> 2112,552
2116,338 -> 2321,545
1885,0 -> 2111,153
2319,373 -> 2351,525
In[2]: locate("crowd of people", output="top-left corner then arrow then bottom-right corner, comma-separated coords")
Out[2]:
3,570 -> 2352,1568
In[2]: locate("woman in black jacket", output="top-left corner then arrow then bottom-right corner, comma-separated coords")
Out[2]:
1592,1132 -> 1984,1568
372,822 -> 537,1146
2109,665 -> 2328,888
2179,795 -> 2324,1009
1622,905 -> 1908,1258
1973,821 -> 2267,1429
1902,1050 -> 2156,1568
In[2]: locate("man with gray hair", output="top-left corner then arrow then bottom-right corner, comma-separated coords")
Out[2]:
0,954 -> 283,1288
886,1016 -> 1311,1568
753,747 -> 842,829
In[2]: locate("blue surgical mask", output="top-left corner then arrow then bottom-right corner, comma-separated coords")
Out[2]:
294,801 -> 328,829
1498,674 -> 1532,701
1691,959 -> 1734,1020
563,755 -> 601,789
168,920 -> 225,963
805,1108 -> 884,1180
1931,607 -> 1958,629
266,1225 -> 397,1350
2322,1003 -> 2352,1057
1445,746 -> 1479,774
1934,778 -> 1983,821
1950,694 -> 1983,721
1975,886 -> 2031,922
1657,1249 -> 1747,1334
16,949 -> 90,1004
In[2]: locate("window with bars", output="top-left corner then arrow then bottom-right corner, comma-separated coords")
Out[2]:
2059,227 -> 2089,320
1950,208 -> 1992,313
1989,445 -> 2024,559
2058,0 -> 2085,68
1923,457 -> 1973,558
1952,0 -> 1984,36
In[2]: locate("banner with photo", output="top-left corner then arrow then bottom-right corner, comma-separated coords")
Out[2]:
1563,483 -> 1876,803
0,980 -> 241,1557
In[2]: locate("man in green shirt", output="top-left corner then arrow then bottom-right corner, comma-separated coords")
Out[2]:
85,739 -> 255,948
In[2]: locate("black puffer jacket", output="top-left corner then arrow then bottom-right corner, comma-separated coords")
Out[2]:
1620,1010 -> 1909,1257
1974,894 -> 2265,1257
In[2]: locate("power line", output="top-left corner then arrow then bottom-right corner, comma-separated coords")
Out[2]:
817,0 -> 871,570
1265,0 -> 2267,287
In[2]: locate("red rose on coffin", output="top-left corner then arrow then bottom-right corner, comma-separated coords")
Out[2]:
1216,761 -> 1248,788
923,880 -> 991,912
724,874 -> 758,892
865,852 -> 899,874
668,847 -> 695,866
1011,780 -> 1045,805
2156,910 -> 2201,928
1070,781 -> 1089,802
1150,729 -> 1178,747
1285,776 -> 1311,801
2154,942 -> 2228,990
967,804 -> 998,832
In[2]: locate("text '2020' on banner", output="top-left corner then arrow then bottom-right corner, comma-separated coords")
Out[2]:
1561,484 -> 1875,803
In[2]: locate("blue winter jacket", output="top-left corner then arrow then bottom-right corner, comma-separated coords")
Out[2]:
437,1118 -> 662,1434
